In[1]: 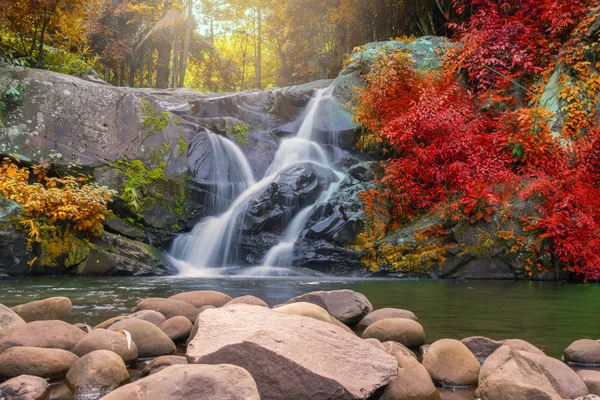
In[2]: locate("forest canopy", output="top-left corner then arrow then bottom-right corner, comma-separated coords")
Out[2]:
0,0 -> 451,90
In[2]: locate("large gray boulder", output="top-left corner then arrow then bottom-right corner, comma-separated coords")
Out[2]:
0,346 -> 79,380
0,375 -> 50,400
241,163 -> 339,235
11,297 -> 72,322
0,303 -> 26,339
282,289 -> 373,324
102,364 -> 261,400
0,320 -> 85,352
186,304 -> 397,400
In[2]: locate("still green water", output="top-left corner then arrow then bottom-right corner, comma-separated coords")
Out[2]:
0,276 -> 597,357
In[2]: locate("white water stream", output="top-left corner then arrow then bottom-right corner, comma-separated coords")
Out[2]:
171,87 -> 341,277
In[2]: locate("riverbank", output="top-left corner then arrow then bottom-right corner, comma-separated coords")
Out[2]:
1,281 -> 600,399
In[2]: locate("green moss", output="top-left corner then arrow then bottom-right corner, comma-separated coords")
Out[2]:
178,135 -> 188,156
140,99 -> 170,141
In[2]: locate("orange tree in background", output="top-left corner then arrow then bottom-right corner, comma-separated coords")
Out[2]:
0,158 -> 116,268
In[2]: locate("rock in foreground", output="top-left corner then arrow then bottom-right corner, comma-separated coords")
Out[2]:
187,304 -> 397,400
109,318 -> 175,358
0,346 -> 79,379
102,364 -> 260,400
0,320 -> 85,352
0,375 -> 50,400
0,303 -> 26,339
423,339 -> 480,387
477,346 -> 563,400
66,350 -> 130,400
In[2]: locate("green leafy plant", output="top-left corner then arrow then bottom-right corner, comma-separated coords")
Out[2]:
226,122 -> 249,145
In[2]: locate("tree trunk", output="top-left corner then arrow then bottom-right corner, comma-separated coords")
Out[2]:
255,7 -> 262,90
156,0 -> 172,88
179,0 -> 193,88
147,47 -> 153,87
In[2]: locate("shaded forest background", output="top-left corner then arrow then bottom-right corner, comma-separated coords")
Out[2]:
0,0 -> 453,90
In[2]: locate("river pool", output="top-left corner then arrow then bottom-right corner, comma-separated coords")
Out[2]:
1,276 -> 598,358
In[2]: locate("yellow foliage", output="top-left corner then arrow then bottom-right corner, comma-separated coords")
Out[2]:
0,158 -> 116,267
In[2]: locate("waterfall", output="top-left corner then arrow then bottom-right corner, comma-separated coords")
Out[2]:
171,88 -> 338,277
205,133 -> 256,213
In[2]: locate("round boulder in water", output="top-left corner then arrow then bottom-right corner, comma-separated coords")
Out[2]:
461,336 -> 505,365
422,339 -> 481,387
0,320 -> 85,352
109,318 -> 176,359
159,316 -> 193,343
356,308 -> 418,334
129,310 -> 166,326
102,364 -> 261,400
382,341 -> 439,400
136,298 -> 200,323
362,318 -> 425,349
11,297 -> 72,322
0,346 -> 79,380
66,350 -> 129,400
0,375 -> 50,400
274,302 -> 333,324
140,356 -> 188,378
283,289 -> 373,325
226,296 -> 269,308
168,291 -> 232,308
72,328 -> 138,364
565,339 -> 600,365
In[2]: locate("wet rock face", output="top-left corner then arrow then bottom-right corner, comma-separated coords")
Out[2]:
0,198 -> 30,277
241,163 -> 339,235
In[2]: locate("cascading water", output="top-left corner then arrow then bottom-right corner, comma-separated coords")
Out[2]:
205,133 -> 256,213
170,87 -> 342,277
